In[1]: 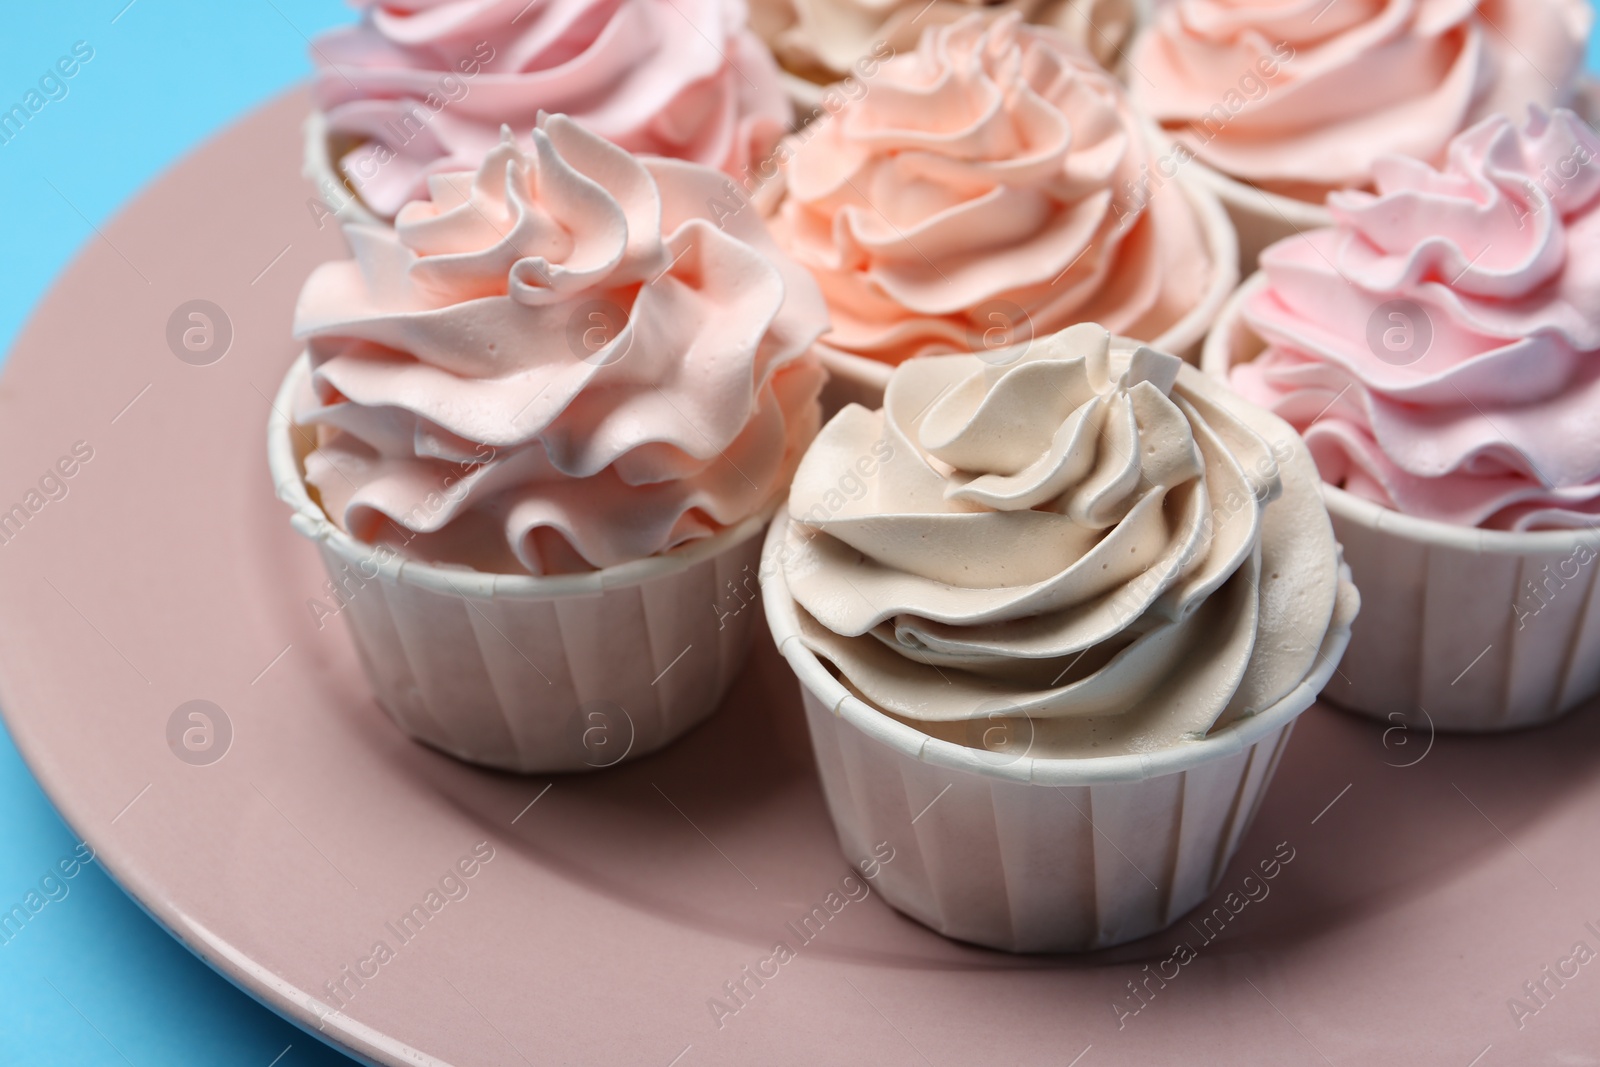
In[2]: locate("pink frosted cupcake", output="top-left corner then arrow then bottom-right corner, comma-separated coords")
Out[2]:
1130,0 -> 1593,271
271,116 -> 827,771
304,0 -> 790,223
1206,108 -> 1600,731
769,14 -> 1238,414
748,0 -> 1139,105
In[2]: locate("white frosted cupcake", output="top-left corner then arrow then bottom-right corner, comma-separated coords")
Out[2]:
747,0 -> 1139,109
769,15 -> 1237,416
272,116 -> 827,772
1129,0 -> 1592,272
1207,109 -> 1600,732
763,324 -> 1357,951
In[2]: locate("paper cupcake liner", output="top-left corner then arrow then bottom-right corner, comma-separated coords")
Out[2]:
1179,157 -> 1330,278
813,169 -> 1238,418
761,514 -> 1351,952
269,354 -> 767,773
1204,275 -> 1600,732
302,110 -> 384,229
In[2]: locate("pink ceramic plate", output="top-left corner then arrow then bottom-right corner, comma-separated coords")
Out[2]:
3,90 -> 1600,1066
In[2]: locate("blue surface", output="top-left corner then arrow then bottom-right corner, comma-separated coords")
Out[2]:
3,4 -> 1600,1065
0,5 -> 359,1064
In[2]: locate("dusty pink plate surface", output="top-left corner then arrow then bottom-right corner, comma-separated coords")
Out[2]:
3,90 -> 1600,1066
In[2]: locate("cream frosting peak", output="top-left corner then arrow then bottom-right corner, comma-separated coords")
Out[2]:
1130,0 -> 1592,200
782,325 -> 1354,757
770,14 -> 1218,369
1231,108 -> 1600,530
312,0 -> 791,219
294,115 -> 827,575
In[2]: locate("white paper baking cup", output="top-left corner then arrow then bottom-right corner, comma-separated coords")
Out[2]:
302,110 -> 384,228
814,169 -> 1238,417
268,354 -> 768,773
761,513 -> 1351,952
1204,276 -> 1600,732
1176,158 -> 1330,279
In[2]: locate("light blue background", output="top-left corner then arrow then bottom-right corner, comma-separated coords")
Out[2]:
3,4 -> 1600,1064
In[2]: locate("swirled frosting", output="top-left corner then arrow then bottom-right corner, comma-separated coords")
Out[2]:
769,14 -> 1220,369
293,116 -> 827,575
749,0 -> 1137,85
1231,109 -> 1600,531
312,0 -> 791,219
780,325 -> 1355,757
1130,0 -> 1591,201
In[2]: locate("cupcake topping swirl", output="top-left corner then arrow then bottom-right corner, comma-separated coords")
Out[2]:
1131,0 -> 1592,199
781,325 -> 1354,757
770,14 -> 1219,368
1232,108 -> 1600,530
295,116 -> 826,575
313,0 -> 791,219
750,0 -> 1137,85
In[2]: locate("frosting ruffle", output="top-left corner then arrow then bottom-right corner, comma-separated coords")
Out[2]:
1131,0 -> 1591,200
1231,109 -> 1600,530
769,13 -> 1218,369
750,0 -> 1137,85
294,116 -> 827,575
781,324 -> 1353,757
312,0 -> 791,219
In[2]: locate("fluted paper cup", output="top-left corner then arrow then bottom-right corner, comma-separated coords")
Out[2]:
268,355 -> 766,773
761,514 -> 1351,953
302,110 -> 383,229
1179,158 -> 1330,278
814,170 -> 1239,418
1205,276 -> 1600,732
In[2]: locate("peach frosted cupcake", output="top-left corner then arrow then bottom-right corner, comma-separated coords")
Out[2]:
1206,109 -> 1600,731
769,14 -> 1238,413
304,0 -> 790,224
1130,0 -> 1592,270
763,324 -> 1357,951
271,117 -> 826,771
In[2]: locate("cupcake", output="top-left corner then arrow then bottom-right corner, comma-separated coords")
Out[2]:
304,0 -> 791,224
769,14 -> 1238,415
270,116 -> 827,772
1129,0 -> 1593,272
762,323 -> 1358,951
748,0 -> 1138,106
1207,108 -> 1600,732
